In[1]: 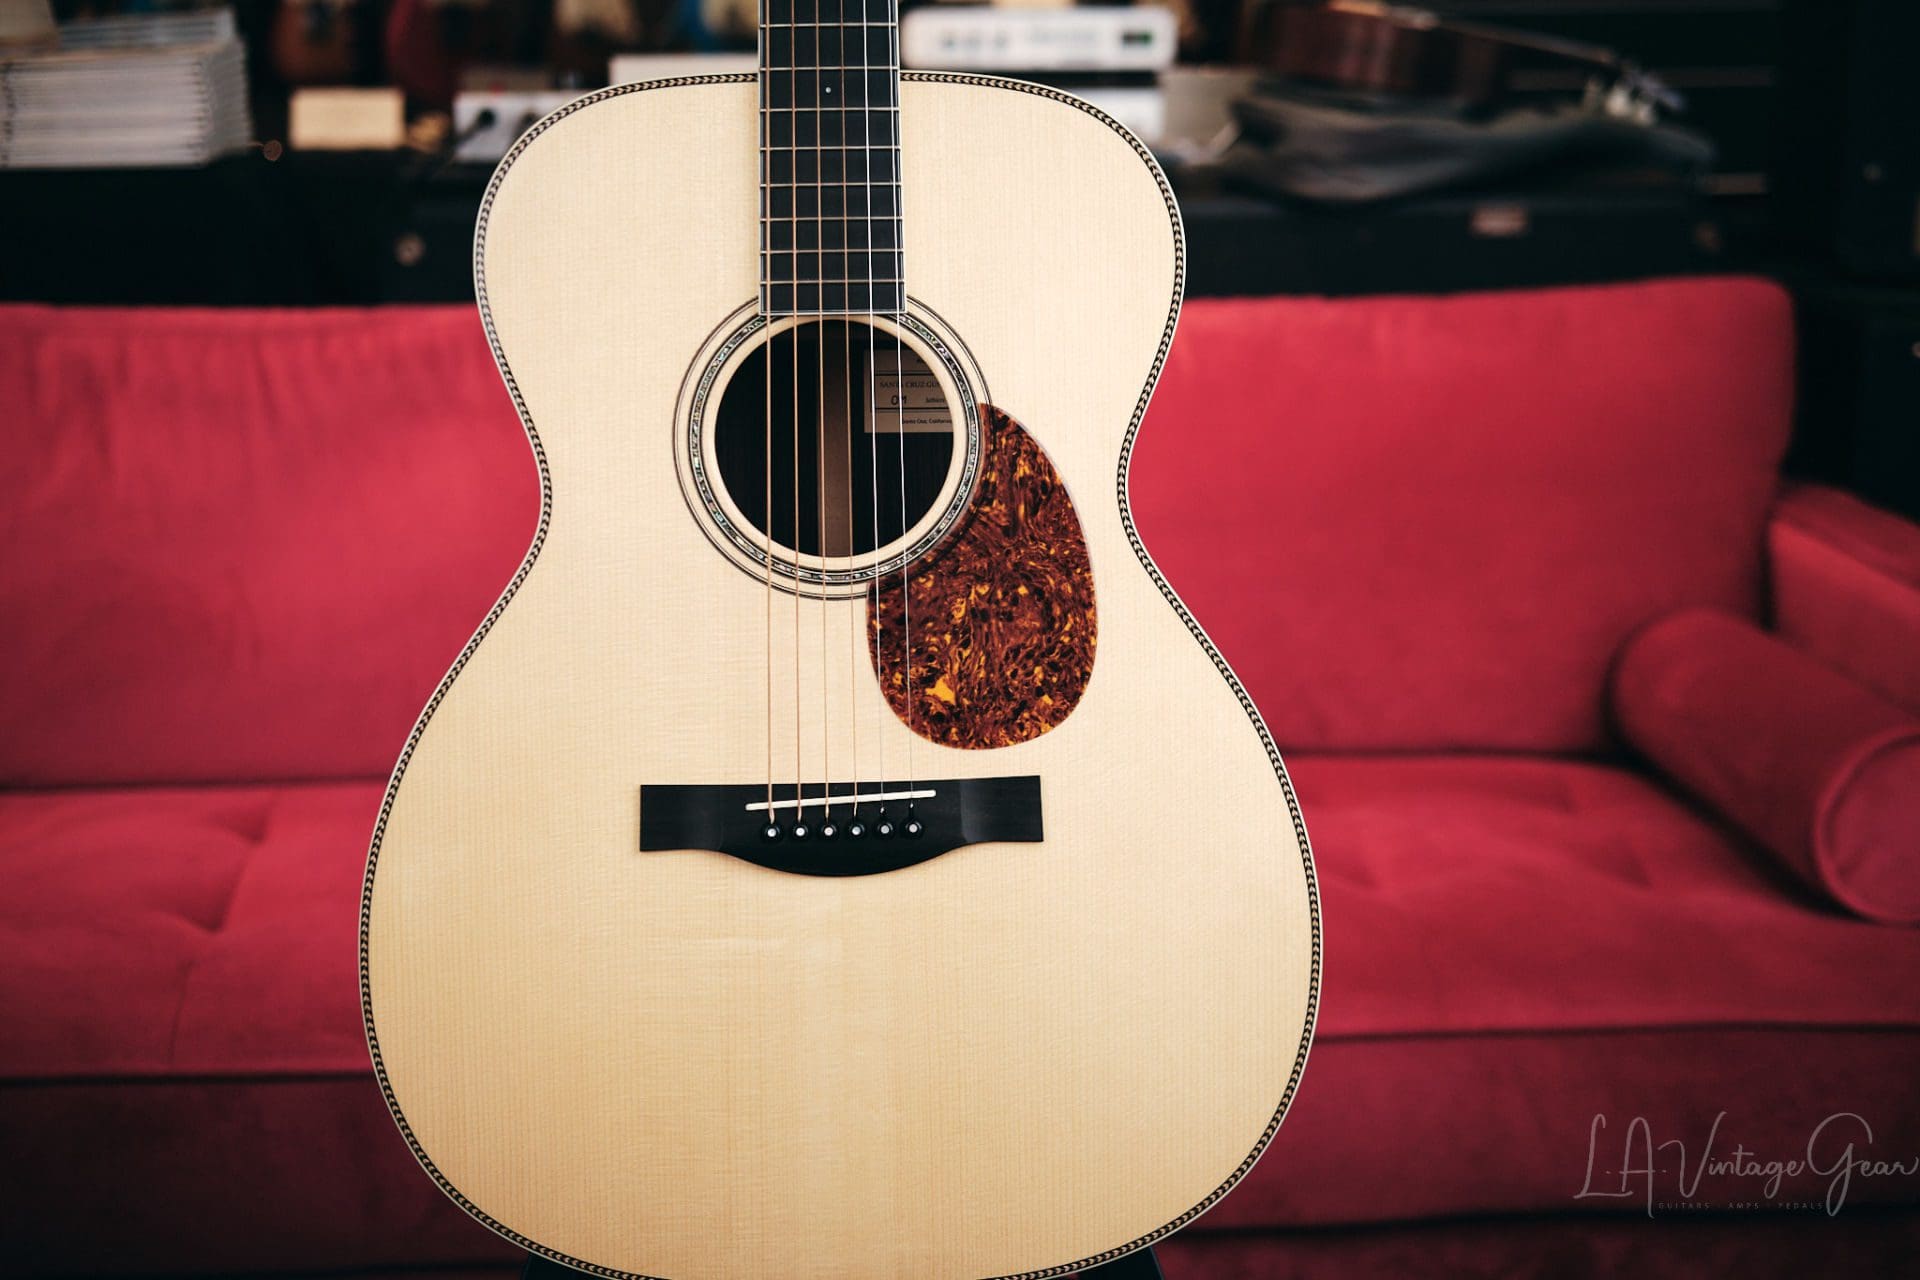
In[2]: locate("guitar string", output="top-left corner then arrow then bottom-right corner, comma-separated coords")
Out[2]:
791,223 -> 803,829
865,29 -> 884,819
889,0 -> 914,812
787,0 -> 802,825
840,309 -> 857,822
843,72 -> 860,822
813,8 -> 831,825
761,3 -> 772,821
849,1 -> 870,823
762,319 -> 774,820
815,183 -> 829,823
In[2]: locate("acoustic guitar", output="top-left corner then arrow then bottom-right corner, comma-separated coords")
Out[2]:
359,1 -> 1320,1274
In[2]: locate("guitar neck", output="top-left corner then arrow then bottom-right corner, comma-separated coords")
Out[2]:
759,0 -> 906,318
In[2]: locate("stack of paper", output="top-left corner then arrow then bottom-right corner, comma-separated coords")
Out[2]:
0,8 -> 253,169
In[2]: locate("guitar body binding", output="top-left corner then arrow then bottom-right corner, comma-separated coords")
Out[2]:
361,72 -> 1320,1280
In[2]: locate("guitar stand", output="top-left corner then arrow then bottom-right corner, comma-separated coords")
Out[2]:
522,1244 -> 1164,1279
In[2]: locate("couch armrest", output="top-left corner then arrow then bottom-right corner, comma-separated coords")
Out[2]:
1769,483 -> 1920,715
1613,608 -> 1920,924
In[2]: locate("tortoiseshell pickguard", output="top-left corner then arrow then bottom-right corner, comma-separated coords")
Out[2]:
868,404 -> 1095,749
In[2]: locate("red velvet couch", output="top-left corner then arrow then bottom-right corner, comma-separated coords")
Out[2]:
5,278 -> 1919,1277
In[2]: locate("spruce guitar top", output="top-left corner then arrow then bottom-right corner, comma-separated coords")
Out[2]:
358,2 -> 1320,1274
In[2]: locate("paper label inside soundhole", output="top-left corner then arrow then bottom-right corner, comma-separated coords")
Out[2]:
869,347 -> 953,434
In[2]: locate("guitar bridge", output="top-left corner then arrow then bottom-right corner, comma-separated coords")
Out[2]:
639,776 -> 1042,876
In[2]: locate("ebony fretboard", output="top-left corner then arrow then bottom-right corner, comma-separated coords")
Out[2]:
759,0 -> 904,317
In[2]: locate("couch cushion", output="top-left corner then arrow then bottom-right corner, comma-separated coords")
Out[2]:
0,782 -> 375,1079
5,758 -> 1919,1271
0,306 -> 536,787
1216,753 -> 1920,1228
1770,482 -> 1920,716
1291,755 -> 1920,1039
1132,277 -> 1795,753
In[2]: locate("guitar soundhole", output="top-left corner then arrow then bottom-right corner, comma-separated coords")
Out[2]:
710,319 -> 956,560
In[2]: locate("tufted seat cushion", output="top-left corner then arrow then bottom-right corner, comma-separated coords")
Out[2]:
0,781 -> 499,1276
1220,755 -> 1920,1228
0,783 -> 375,1080
6,756 -> 1919,1272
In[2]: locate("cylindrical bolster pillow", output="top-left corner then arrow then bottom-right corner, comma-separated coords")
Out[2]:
1613,608 -> 1920,925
